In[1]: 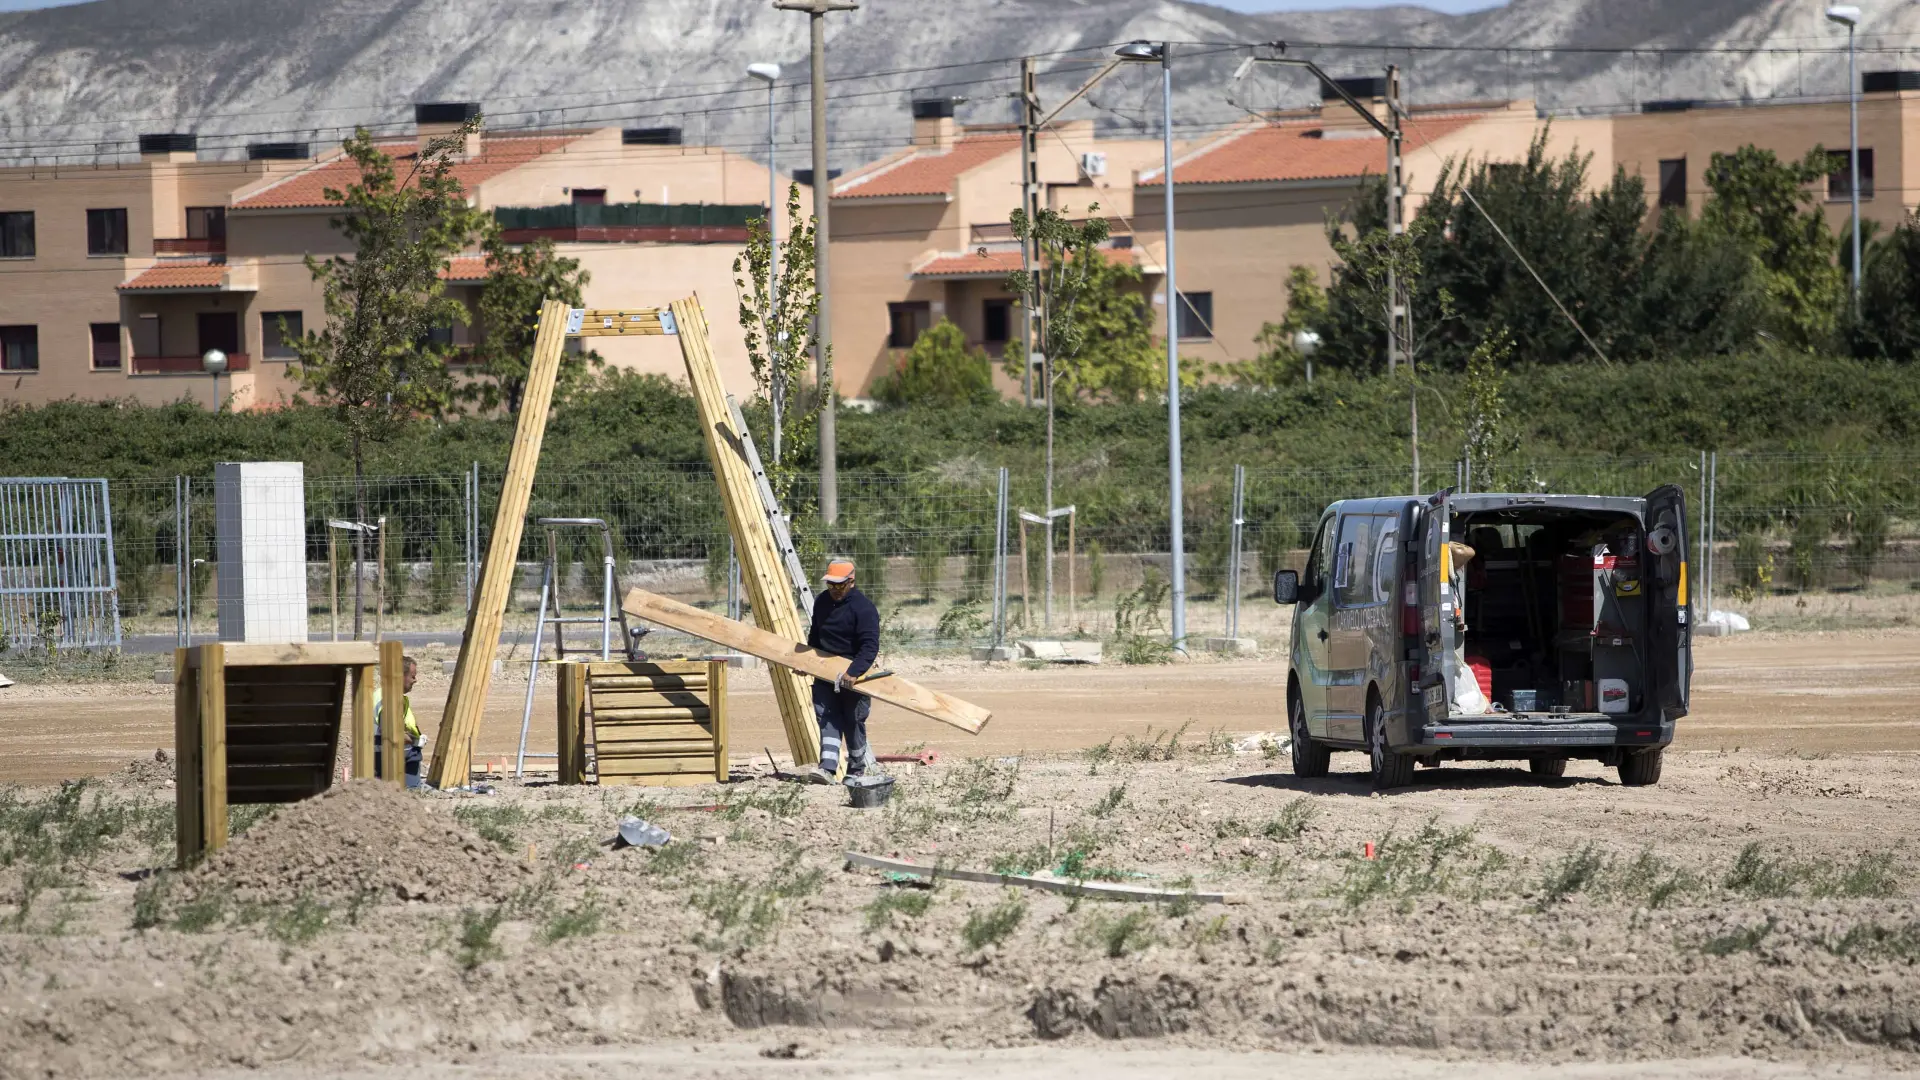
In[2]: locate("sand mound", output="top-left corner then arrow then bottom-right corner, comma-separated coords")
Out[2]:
106,749 -> 174,789
182,780 -> 533,907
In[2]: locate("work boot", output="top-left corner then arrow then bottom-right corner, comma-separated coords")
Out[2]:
804,766 -> 835,786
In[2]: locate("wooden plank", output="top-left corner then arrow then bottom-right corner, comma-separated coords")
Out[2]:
843,852 -> 1237,905
556,661 -> 586,785
351,664 -> 375,780
380,641 -> 404,788
588,690 -> 709,710
173,648 -> 202,870
592,706 -> 712,723
588,676 -> 709,692
197,644 -> 228,849
186,642 -> 378,668
431,299 -> 574,788
622,587 -> 993,735
228,764 -> 333,790
569,309 -> 672,337
672,295 -> 821,764
710,661 -> 729,783
594,737 -> 718,757
595,755 -> 718,776
592,721 -> 715,743
597,772 -> 713,788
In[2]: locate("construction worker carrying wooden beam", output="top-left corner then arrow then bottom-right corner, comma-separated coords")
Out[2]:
374,655 -> 424,789
804,558 -> 880,785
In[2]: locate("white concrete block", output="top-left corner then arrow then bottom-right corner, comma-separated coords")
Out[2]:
971,645 -> 1017,662
214,462 -> 308,643
1204,637 -> 1258,655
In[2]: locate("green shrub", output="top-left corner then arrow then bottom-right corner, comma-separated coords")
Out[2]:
960,893 -> 1026,950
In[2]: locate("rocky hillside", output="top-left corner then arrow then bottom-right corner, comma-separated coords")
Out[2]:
0,0 -> 1908,169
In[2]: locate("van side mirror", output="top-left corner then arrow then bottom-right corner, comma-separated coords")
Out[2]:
1273,569 -> 1300,605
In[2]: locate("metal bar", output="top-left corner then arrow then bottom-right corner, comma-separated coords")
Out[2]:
993,468 -> 1008,648
1229,464 -> 1245,639
515,563 -> 553,781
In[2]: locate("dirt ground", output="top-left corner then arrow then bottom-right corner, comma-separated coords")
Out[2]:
1,629 -> 1918,1078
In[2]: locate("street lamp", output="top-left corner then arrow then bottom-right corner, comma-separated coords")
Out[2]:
201,348 -> 228,412
1826,4 -> 1862,313
748,61 -> 785,459
1116,39 -> 1187,653
1292,328 -> 1321,385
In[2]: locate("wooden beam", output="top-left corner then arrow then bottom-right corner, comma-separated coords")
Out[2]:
197,644 -> 229,854
173,648 -> 202,869
709,661 -> 729,783
183,642 -> 379,668
556,661 -> 587,785
379,640 -> 405,787
351,664 -> 375,780
672,295 -> 821,763
622,587 -> 992,735
844,851 -> 1236,905
430,298 -> 573,788
566,308 -> 675,337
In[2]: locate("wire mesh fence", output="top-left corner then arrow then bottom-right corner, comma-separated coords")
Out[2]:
69,446 -> 1920,650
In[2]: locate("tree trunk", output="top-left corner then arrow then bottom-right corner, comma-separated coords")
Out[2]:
353,435 -> 366,641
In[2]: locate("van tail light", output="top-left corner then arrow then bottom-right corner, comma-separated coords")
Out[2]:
1408,664 -> 1422,681
1402,581 -> 1421,636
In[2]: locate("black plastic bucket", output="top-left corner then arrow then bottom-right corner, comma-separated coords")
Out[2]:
846,774 -> 896,809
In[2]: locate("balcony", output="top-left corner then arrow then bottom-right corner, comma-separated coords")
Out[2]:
492,202 -> 761,245
131,353 -> 251,375
153,237 -> 227,255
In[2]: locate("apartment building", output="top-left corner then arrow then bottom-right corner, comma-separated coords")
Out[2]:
1612,71 -> 1920,228
0,105 -> 798,410
826,100 -> 1168,398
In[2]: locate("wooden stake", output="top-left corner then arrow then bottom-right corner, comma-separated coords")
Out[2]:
351,662 -> 375,780
555,660 -> 586,785
173,648 -> 202,869
197,643 -> 228,854
380,640 -> 405,787
430,299 -> 573,788
709,660 -> 729,783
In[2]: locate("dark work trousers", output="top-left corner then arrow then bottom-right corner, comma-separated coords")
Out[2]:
374,745 -> 424,789
812,679 -> 871,777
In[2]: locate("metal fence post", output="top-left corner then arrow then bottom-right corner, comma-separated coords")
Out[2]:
992,467 -> 1009,649
1228,464 -> 1245,638
465,461 -> 478,612
1707,451 -> 1718,616
1697,452 -> 1707,611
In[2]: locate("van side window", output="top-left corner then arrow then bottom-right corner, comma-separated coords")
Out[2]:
1303,517 -> 1334,592
1371,520 -> 1401,605
1334,513 -> 1393,609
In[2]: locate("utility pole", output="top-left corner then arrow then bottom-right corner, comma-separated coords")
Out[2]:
1385,65 -> 1419,493
774,0 -> 857,524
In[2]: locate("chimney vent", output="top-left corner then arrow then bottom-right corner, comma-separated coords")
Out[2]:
792,168 -> 843,188
138,133 -> 198,159
911,98 -> 957,120
414,102 -> 482,125
1321,76 -> 1387,102
247,142 -> 310,161
1863,70 -> 1920,93
1641,99 -> 1695,113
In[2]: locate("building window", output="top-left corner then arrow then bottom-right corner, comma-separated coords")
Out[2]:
983,299 -> 1012,344
1657,158 -> 1686,208
888,301 -> 931,348
1176,291 -> 1213,340
262,311 -> 303,359
89,323 -> 120,370
1827,148 -> 1875,201
425,324 -> 455,348
0,211 -> 32,258
571,189 -> 607,206
86,208 -> 128,255
185,206 -> 227,242
1,326 -> 38,371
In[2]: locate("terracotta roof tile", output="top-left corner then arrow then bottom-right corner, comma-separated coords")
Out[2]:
234,135 -> 583,210
834,134 -> 1019,199
1141,116 -> 1482,187
119,259 -> 227,291
912,246 -> 1141,279
441,255 -> 490,282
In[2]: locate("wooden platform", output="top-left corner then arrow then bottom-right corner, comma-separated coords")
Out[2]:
174,640 -> 403,867
556,660 -> 728,787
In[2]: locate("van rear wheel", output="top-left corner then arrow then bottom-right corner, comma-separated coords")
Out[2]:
1367,694 -> 1414,790
1289,690 -> 1329,779
1618,748 -> 1664,787
1528,756 -> 1568,779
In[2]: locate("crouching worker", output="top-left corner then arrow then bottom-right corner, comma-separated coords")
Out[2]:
373,655 -> 424,789
805,558 -> 879,785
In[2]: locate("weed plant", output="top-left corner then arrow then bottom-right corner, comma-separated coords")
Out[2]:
961,893 -> 1026,950
864,885 -> 935,930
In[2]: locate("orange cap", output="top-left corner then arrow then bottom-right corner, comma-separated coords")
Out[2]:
822,559 -> 856,583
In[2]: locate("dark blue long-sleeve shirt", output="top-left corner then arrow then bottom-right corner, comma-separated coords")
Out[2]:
808,586 -> 880,680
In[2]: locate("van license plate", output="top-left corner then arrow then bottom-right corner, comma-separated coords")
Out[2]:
1424,684 -> 1446,712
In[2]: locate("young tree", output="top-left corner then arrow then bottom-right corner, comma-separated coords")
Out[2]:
288,122 -> 489,637
465,230 -> 598,412
1461,327 -> 1522,491
1700,145 -> 1846,352
733,183 -> 826,508
869,318 -> 994,407
1850,211 -> 1920,362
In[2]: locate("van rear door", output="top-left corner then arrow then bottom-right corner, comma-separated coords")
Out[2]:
1643,485 -> 1691,719
1420,491 -> 1451,723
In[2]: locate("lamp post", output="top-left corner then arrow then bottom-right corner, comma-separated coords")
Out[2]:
1826,4 -> 1863,313
201,348 -> 228,412
1116,39 -> 1186,652
748,61 -> 785,460
1292,328 -> 1320,385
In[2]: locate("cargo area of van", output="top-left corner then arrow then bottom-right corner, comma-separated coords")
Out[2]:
1446,505 -> 1651,721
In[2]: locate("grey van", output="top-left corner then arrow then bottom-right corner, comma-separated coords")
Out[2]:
1272,488 -> 1691,789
